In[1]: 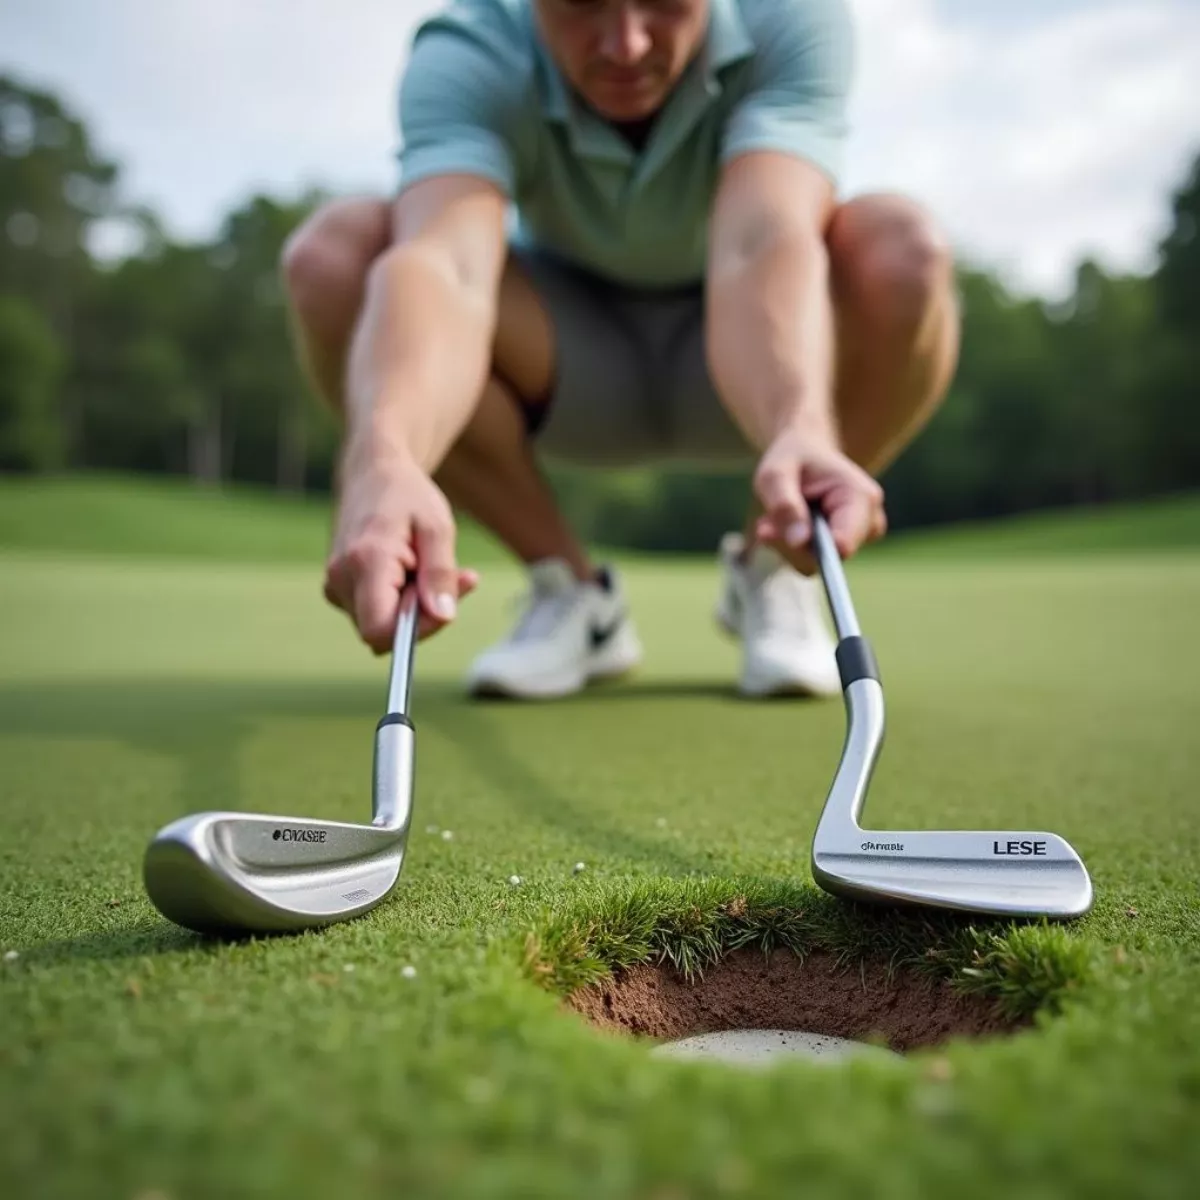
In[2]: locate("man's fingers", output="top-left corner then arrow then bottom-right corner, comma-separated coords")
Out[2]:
828,496 -> 871,558
753,455 -> 810,548
349,547 -> 406,654
871,504 -> 888,542
414,567 -> 481,640
414,511 -> 460,629
825,477 -> 885,558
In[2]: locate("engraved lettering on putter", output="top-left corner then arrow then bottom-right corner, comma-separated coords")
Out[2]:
809,512 -> 1093,919
142,586 -> 422,935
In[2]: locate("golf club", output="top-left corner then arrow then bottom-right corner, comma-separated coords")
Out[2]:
142,585 -> 421,935
809,510 -> 1094,919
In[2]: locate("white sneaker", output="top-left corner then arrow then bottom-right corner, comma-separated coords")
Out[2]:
715,532 -> 841,698
466,559 -> 643,699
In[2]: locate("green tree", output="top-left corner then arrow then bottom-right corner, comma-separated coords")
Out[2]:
204,192 -> 332,492
0,293 -> 65,470
0,75 -> 120,462
1147,149 -> 1200,490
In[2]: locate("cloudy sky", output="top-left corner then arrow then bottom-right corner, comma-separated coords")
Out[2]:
3,0 -> 1199,296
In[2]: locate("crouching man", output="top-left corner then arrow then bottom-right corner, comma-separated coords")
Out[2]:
282,0 -> 959,698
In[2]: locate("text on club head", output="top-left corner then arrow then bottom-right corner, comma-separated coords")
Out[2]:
992,840 -> 1047,856
272,828 -> 328,843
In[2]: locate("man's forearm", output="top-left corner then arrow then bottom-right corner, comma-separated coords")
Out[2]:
707,230 -> 838,450
343,242 -> 497,474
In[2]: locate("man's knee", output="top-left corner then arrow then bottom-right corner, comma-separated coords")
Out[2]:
281,197 -> 392,319
828,194 -> 956,335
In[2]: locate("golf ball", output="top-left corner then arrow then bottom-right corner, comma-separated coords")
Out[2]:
509,875 -> 522,887
401,965 -> 417,980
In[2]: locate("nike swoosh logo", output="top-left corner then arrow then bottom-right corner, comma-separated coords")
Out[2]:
589,615 -> 625,651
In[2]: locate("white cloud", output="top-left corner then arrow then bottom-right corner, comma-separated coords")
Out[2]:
843,0 -> 1200,294
3,0 -> 1199,295
1,0 -> 441,234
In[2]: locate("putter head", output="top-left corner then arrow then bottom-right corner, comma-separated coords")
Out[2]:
812,829 -> 1094,919
143,812 -> 408,935
143,591 -> 421,938
809,515 -> 1095,921
810,678 -> 1094,919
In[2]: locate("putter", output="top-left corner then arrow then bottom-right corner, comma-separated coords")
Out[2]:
809,511 -> 1093,919
143,585 -> 421,935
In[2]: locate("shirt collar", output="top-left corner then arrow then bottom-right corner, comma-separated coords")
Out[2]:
704,0 -> 754,78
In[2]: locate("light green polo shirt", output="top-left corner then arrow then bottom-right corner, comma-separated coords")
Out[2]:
394,0 -> 854,288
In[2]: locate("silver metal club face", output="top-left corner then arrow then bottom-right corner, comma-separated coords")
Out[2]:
810,516 -> 1094,919
142,588 -> 421,935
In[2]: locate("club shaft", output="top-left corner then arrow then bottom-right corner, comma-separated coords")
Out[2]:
385,586 -> 420,716
812,513 -> 862,640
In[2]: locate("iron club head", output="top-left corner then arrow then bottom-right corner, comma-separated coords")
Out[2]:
142,587 -> 421,935
808,515 -> 1093,920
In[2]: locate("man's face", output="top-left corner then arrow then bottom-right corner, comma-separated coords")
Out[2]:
534,0 -> 711,123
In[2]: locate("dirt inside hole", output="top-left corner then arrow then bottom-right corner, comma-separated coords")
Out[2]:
567,948 -> 1022,1052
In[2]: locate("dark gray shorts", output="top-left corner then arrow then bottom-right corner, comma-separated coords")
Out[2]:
511,245 -> 754,469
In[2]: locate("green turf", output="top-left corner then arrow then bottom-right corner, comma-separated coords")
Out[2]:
1,472 -> 1197,564
0,472 -> 508,565
866,490 -> 1200,559
1,500 -> 1198,1198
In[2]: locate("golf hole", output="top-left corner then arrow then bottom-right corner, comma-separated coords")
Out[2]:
568,947 -> 1021,1067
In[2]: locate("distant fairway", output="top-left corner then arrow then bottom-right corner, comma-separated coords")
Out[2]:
1,477 -> 1198,1199
2,471 -> 1196,563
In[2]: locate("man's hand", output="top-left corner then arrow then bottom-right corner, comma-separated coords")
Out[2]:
752,425 -> 887,574
324,450 -> 479,651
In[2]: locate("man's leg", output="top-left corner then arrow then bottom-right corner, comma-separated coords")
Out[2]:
282,197 -> 392,411
282,198 -> 593,580
826,193 -> 960,474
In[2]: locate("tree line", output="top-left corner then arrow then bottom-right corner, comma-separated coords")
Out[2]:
1,74 -> 1197,549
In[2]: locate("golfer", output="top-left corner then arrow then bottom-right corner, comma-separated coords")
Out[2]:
282,0 -> 959,699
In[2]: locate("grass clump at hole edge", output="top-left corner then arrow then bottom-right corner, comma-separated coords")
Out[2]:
521,877 -> 1106,1021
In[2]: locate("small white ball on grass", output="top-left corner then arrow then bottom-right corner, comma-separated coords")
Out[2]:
400,964 -> 417,980
3,950 -> 18,962
572,862 -> 586,875
508,875 -> 522,887
441,829 -> 454,841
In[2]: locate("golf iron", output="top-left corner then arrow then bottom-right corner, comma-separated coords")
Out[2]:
143,585 -> 421,935
809,511 -> 1094,919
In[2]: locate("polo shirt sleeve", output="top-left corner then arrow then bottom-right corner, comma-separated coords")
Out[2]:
395,5 -> 525,196
720,0 -> 855,184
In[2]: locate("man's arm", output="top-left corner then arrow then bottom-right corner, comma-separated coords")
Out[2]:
706,150 -> 884,564
706,151 -> 838,454
325,176 -> 507,650
325,7 -> 524,648
706,0 -> 883,564
343,175 -> 509,477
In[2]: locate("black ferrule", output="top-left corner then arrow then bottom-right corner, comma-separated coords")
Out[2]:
836,636 -> 880,689
376,713 -> 415,731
